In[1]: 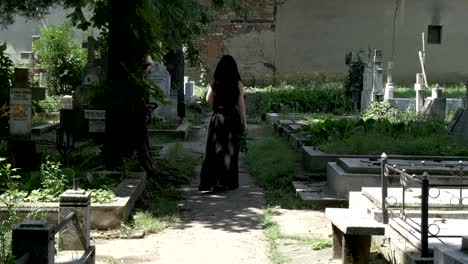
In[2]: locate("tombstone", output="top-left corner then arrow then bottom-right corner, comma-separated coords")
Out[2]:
384,61 -> 396,107
420,85 -> 446,122
149,62 -> 177,119
8,68 -> 37,169
10,70 -> 32,140
184,76 -> 189,95
372,49 -> 384,102
84,110 -> 105,133
361,50 -> 374,110
414,73 -> 426,112
185,81 -> 196,105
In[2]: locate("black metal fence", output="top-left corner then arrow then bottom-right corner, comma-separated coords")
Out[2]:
380,153 -> 468,258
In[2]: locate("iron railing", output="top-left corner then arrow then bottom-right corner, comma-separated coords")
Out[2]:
381,153 -> 468,258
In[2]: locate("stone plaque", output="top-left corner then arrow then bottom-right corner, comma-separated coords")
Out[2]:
88,120 -> 105,133
84,110 -> 105,133
84,110 -> 105,120
10,88 -> 32,139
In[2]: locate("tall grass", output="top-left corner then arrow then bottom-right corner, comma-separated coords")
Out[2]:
394,83 -> 466,98
247,81 -> 351,115
245,137 -> 303,208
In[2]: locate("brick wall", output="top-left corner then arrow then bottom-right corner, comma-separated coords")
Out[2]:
188,0 -> 276,86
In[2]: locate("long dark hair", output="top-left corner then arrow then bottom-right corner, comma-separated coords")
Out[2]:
212,55 -> 241,108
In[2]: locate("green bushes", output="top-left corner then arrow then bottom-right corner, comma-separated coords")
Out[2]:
250,81 -> 351,115
0,43 -> 13,95
302,116 -> 468,156
33,23 -> 86,95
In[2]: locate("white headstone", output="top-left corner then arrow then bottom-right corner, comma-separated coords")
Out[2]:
10,88 -> 32,139
414,73 -> 426,112
60,95 -> 73,110
360,50 -> 374,111
372,49 -> 384,102
185,81 -> 195,104
148,62 -> 176,119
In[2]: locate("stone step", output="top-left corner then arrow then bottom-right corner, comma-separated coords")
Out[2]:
293,181 -> 348,209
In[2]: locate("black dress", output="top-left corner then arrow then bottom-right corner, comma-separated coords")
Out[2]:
199,103 -> 242,191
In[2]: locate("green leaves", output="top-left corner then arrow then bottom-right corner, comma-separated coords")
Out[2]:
33,23 -> 86,95
0,42 -> 13,93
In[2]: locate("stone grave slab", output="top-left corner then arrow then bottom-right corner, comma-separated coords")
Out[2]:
362,187 -> 468,210
350,187 -> 468,262
265,113 -> 280,123
290,132 -> 310,150
273,119 -> 295,136
450,108 -> 468,147
293,181 -> 347,209
337,158 -> 468,175
327,158 -> 468,199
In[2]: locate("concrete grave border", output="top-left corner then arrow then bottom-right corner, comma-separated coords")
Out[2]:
149,124 -> 189,141
0,171 -> 146,230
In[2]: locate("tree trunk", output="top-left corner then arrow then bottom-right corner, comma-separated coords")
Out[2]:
103,0 -> 155,175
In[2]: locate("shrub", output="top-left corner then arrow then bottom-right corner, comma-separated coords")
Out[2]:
33,23 -> 86,95
0,43 -> 13,95
344,51 -> 365,97
362,101 -> 400,123
253,81 -> 352,115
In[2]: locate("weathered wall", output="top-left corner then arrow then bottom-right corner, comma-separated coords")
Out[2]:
195,0 -> 468,85
386,0 -> 468,83
275,0 -> 385,82
190,0 -> 276,86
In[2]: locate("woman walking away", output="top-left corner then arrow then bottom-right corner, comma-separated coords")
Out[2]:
199,55 -> 248,192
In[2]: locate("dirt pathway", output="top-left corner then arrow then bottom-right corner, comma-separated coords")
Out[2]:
94,116 -> 270,264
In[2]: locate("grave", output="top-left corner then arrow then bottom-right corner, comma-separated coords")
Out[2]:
372,49 -> 384,102
184,80 -> 196,105
349,187 -> 468,263
414,73 -> 426,113
384,61 -> 396,107
327,157 -> 468,199
0,171 -> 147,230
448,85 -> 468,147
8,67 -> 38,169
361,50 -> 374,110
289,132 -> 311,150
420,85 -> 446,122
149,62 -> 177,120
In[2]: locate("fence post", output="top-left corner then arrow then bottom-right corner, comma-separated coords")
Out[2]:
421,172 -> 429,258
59,189 -> 91,250
12,221 -> 55,264
381,152 -> 388,224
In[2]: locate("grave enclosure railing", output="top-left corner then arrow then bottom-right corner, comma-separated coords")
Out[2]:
380,153 -> 468,258
12,189 -> 95,264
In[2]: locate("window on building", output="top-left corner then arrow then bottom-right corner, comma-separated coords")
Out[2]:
428,25 -> 442,44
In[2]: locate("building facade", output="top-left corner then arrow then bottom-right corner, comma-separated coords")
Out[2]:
194,0 -> 468,85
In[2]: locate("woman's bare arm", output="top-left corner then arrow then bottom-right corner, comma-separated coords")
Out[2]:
206,85 -> 214,106
238,81 -> 247,130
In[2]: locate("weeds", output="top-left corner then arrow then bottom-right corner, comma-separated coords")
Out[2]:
105,143 -> 199,237
247,81 -> 352,115
261,207 -> 332,264
245,134 -> 303,209
394,83 -> 466,98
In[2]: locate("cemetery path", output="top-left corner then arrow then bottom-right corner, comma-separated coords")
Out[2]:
94,115 -> 271,264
